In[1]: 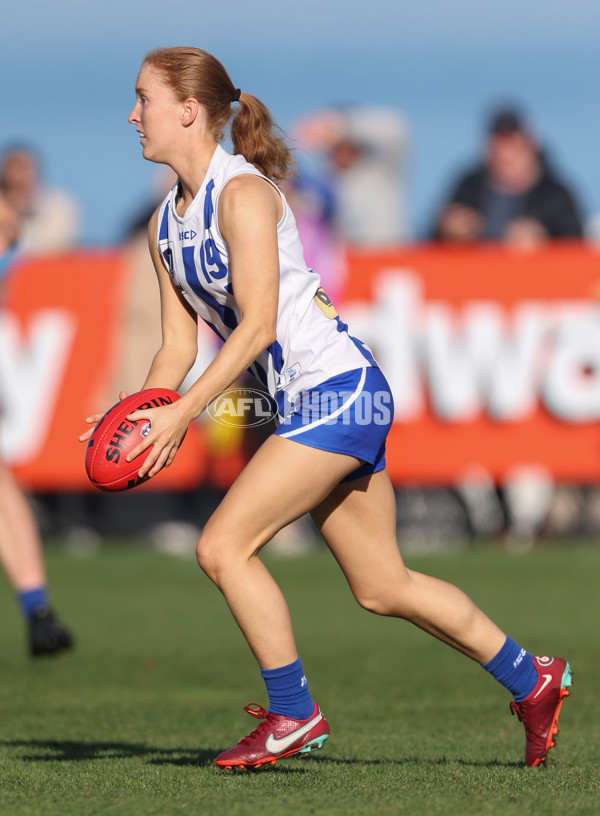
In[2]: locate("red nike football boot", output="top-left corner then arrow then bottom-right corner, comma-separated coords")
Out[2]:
215,702 -> 330,769
510,656 -> 572,766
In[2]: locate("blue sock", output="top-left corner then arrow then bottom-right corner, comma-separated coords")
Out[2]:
482,636 -> 538,702
260,657 -> 315,720
18,586 -> 49,620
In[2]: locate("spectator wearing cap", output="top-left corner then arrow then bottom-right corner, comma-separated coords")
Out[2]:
431,105 -> 584,248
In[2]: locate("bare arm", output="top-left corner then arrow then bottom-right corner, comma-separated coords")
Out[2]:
141,207 -> 200,390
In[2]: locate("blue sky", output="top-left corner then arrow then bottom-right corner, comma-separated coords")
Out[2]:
2,0 -> 599,243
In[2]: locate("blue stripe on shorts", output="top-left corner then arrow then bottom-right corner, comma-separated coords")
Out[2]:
275,366 -> 394,482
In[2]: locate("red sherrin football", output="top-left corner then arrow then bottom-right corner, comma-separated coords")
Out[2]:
85,388 -> 180,492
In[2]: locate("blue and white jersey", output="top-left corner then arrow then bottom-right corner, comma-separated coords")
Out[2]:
156,144 -> 376,418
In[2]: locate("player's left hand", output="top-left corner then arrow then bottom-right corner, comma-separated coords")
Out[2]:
125,399 -> 192,479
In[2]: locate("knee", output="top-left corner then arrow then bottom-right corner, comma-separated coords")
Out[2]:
195,522 -> 257,586
195,527 -> 222,584
353,587 -> 414,619
351,589 -> 385,616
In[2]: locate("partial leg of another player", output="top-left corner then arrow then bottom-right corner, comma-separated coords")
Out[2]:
0,459 -> 74,657
310,468 -> 572,766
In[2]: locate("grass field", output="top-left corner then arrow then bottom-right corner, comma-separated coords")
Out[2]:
0,540 -> 599,816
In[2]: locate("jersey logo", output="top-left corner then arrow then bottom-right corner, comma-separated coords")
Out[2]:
314,286 -> 338,318
160,241 -> 176,276
159,241 -> 187,294
276,363 -> 302,391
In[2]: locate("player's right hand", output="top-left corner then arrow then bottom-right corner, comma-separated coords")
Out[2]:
77,392 -> 129,443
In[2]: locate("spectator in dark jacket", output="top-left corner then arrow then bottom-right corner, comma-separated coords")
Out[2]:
432,105 -> 583,248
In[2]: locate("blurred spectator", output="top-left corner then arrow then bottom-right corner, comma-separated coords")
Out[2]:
431,105 -> 584,248
290,105 -> 411,246
584,212 -> 600,244
0,191 -> 19,272
281,171 -> 348,305
123,165 -> 177,243
0,144 -> 82,253
0,200 -> 74,656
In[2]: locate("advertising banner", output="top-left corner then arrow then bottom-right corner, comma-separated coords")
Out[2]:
2,244 -> 600,490
342,244 -> 600,484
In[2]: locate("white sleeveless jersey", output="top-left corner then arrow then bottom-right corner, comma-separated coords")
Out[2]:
156,144 -> 375,417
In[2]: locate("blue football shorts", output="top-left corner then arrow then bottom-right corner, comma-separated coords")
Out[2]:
274,366 -> 394,482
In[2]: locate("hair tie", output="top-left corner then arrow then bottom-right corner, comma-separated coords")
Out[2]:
233,88 -> 242,103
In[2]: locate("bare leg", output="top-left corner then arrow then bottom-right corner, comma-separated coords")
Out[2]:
0,459 -> 73,657
196,435 -> 362,668
197,435 -> 505,669
311,469 -> 506,664
0,459 -> 46,591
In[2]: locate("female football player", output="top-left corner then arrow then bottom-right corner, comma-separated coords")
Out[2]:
80,47 -> 570,769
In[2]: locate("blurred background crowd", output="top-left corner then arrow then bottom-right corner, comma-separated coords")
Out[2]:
2,0 -> 600,572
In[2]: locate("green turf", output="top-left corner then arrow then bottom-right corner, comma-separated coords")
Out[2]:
0,541 -> 598,815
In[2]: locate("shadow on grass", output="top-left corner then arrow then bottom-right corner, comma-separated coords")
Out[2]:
307,754 -> 523,769
0,739 -> 314,774
0,739 -> 522,770
0,740 -> 215,767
